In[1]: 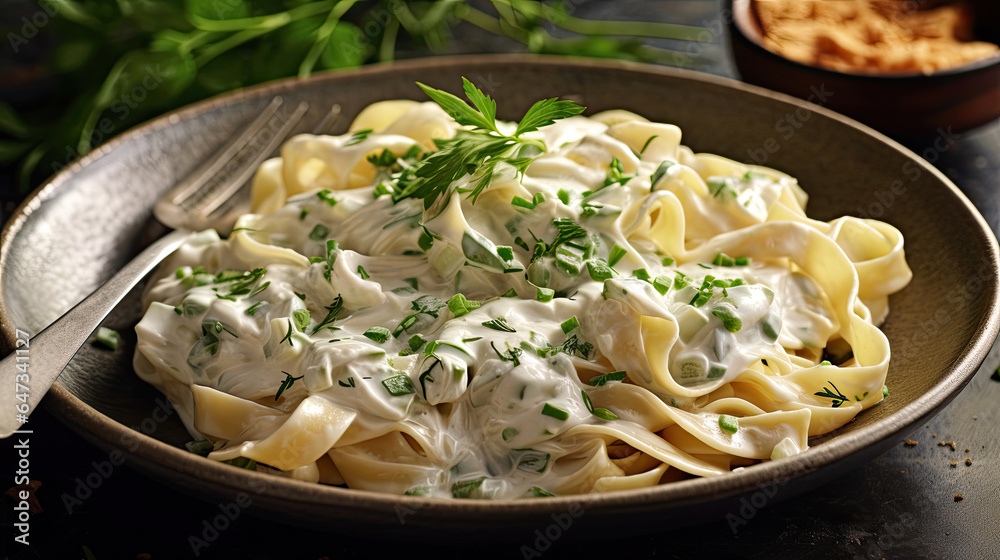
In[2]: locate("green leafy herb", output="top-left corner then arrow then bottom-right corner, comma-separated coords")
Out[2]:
245,301 -> 265,316
274,371 -> 304,400
530,487 -> 556,498
338,377 -> 356,388
311,296 -> 344,334
391,79 -> 584,207
815,381 -> 850,408
363,326 -> 392,343
451,477 -> 486,499
608,244 -> 628,267
447,293 -> 481,317
711,306 -> 742,333
309,224 -> 329,241
345,128 -> 372,146
482,316 -> 516,333
589,370 -> 627,386
581,389 -> 618,420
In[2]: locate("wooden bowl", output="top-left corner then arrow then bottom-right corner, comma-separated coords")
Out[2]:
727,0 -> 1000,138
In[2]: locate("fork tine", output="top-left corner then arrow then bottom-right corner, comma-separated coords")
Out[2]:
157,97 -> 284,211
195,100 -> 310,217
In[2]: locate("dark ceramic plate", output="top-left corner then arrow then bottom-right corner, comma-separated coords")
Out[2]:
1,55 -> 998,541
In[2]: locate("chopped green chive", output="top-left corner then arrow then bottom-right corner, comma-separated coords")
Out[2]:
502,427 -> 519,441
511,195 -> 535,210
299,208 -> 310,220
93,327 -> 121,351
661,256 -> 675,267
712,306 -> 742,333
650,160 -> 674,187
308,224 -> 329,241
633,268 -> 651,282
557,189 -> 570,205
719,414 -> 739,434
338,377 -> 356,388
882,385 -> 889,398
561,316 -> 580,334
652,275 -> 672,295
536,286 -> 555,302
496,245 -> 514,262
541,403 -> 570,421
608,244 -> 628,267
587,259 -> 614,282
356,265 -> 370,280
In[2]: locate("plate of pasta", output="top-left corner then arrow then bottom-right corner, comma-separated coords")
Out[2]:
1,56 -> 997,538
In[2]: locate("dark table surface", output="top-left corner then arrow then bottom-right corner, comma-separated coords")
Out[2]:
3,2 -> 1000,559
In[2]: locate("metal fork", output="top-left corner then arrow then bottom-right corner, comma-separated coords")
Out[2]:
0,96 -> 325,438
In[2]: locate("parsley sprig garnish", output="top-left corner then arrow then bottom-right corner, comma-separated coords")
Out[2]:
815,381 -> 851,408
391,78 -> 585,208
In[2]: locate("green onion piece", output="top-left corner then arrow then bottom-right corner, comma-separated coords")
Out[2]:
561,316 -> 580,334
408,334 -> 427,352
712,306 -> 742,333
292,309 -> 311,331
403,277 -> 418,290
404,487 -> 429,496
589,370 -> 627,386
532,192 -> 545,207
530,487 -> 556,498
633,268 -> 651,282
511,196 -> 535,210
735,256 -> 750,266
719,414 -> 739,434
308,224 -> 329,241
587,259 -> 614,282
382,374 -> 415,396
557,189 -> 570,205
502,288 -> 518,298
417,228 -> 434,252
451,478 -> 486,499
593,408 -> 618,420
541,403 -> 570,421
662,256 -> 675,267
357,265 -> 370,280
496,245 -> 514,262
93,327 -> 121,351
761,321 -> 779,343
536,286 -> 554,302
712,253 -> 735,267
652,275 -> 672,296
502,427 -> 518,441
882,385 -> 889,398
608,244 -> 628,267
299,208 -> 310,221
674,274 -> 690,289
364,326 -> 392,343
447,293 -> 481,317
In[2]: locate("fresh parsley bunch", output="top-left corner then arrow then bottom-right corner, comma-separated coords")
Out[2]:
392,78 -> 584,208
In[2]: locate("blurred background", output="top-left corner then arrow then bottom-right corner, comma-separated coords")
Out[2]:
0,0 -> 731,224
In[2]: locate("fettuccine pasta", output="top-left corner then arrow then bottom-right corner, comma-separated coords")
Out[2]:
134,81 -> 911,499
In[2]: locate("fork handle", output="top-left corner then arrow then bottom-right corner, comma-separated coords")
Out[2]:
0,228 -> 191,438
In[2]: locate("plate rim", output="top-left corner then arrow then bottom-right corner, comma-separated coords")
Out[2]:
2,53 -> 999,522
